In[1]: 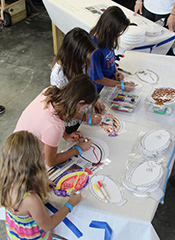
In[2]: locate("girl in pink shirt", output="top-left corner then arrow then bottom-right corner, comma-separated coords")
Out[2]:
14,74 -> 99,167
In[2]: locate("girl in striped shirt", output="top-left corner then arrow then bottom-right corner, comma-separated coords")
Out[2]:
0,131 -> 82,239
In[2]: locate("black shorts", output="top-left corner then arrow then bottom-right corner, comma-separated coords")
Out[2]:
65,122 -> 80,134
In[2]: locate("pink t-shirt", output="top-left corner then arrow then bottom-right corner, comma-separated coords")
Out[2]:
14,89 -> 65,151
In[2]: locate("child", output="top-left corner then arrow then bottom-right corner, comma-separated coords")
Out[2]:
50,27 -> 105,134
89,6 -> 134,93
14,74 -> 99,167
0,131 -> 82,240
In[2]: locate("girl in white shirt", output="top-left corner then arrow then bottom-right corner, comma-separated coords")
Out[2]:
50,27 -> 105,134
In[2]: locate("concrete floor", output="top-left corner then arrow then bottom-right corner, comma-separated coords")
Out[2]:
1,4 -> 175,240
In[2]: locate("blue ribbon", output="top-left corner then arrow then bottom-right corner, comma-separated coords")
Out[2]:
89,220 -> 112,240
131,35 -> 175,53
160,146 -> 175,204
45,202 -> 83,238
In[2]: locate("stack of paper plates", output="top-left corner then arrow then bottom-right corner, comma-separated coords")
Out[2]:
121,26 -> 145,45
123,160 -> 164,197
140,129 -> 172,158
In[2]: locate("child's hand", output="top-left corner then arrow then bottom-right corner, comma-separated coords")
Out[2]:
47,179 -> 56,191
115,72 -> 124,81
124,81 -> 136,92
91,113 -> 102,125
64,131 -> 83,142
117,81 -> 136,92
68,190 -> 82,207
94,102 -> 105,114
77,138 -> 92,152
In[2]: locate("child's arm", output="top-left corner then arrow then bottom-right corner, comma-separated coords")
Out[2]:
72,101 -> 105,125
95,76 -> 121,87
74,112 -> 102,125
44,137 -> 92,167
25,190 -> 82,232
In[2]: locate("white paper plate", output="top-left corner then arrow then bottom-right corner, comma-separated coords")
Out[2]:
99,113 -> 124,136
140,129 -> 172,158
123,160 -> 164,196
89,174 -> 126,206
150,87 -> 175,105
123,25 -> 145,36
121,34 -> 145,40
121,26 -> 145,45
121,37 -> 145,45
65,137 -> 109,164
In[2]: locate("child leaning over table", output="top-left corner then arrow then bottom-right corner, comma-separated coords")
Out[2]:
14,74 -> 99,167
50,27 -> 105,134
0,131 -> 82,240
89,6 -> 135,93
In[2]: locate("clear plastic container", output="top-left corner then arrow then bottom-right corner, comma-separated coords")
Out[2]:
144,86 -> 175,115
107,83 -> 142,113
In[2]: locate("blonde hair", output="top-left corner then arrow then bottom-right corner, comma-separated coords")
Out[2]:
0,131 -> 48,210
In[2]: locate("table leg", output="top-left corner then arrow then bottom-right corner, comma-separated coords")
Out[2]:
1,0 -> 5,20
52,22 -> 63,55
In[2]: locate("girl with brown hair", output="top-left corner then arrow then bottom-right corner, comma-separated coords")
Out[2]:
14,74 -> 99,167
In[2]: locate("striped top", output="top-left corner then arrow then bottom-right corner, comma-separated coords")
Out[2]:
5,192 -> 52,240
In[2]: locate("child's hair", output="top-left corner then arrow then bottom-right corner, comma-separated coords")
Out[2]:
51,27 -> 96,80
90,6 -> 130,50
0,131 -> 48,210
44,73 -> 99,122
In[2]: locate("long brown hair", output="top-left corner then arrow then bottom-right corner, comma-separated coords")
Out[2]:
51,27 -> 96,80
0,131 -> 48,210
44,74 -> 99,122
90,6 -> 130,50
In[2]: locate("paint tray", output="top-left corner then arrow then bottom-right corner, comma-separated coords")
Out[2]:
107,83 -> 142,113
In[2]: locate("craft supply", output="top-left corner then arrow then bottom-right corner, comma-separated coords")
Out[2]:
93,184 -> 108,202
66,137 -> 109,166
84,138 -> 88,142
140,129 -> 172,158
151,87 -> 175,105
97,181 -> 110,200
118,68 -> 132,75
110,92 -> 139,112
123,161 -> 164,197
111,104 -> 133,112
135,69 -> 159,84
90,174 -> 127,206
73,136 -> 79,140
153,109 -> 166,114
54,170 -> 89,197
99,113 -> 121,137
115,93 -> 136,103
115,54 -> 124,61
